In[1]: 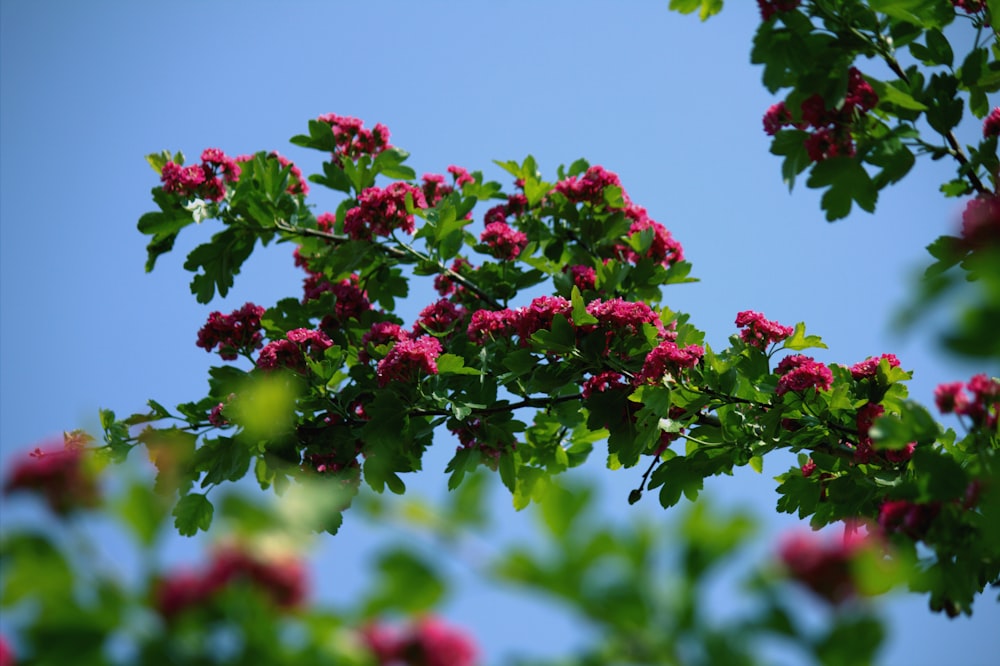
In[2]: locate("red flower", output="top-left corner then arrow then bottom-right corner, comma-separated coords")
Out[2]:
775,355 -> 833,396
480,221 -> 528,260
196,302 -> 266,361
376,336 -> 443,386
344,182 -> 427,241
735,310 -> 793,349
779,528 -> 867,604
3,443 -> 100,515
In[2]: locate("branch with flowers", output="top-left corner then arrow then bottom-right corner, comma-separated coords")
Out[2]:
6,0 -> 998,635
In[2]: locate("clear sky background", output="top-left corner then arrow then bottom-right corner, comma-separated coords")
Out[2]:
1,1 -> 998,664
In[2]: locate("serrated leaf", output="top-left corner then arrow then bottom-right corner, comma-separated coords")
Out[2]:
173,493 -> 214,536
783,322 -> 828,350
436,353 -> 482,376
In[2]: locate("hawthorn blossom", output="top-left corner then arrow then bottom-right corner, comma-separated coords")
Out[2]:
762,68 -> 878,162
413,299 -> 465,336
480,221 -> 528,260
362,616 -> 478,666
376,336 -> 443,386
161,148 -> 241,202
935,374 -> 1000,428
359,321 -> 410,362
553,165 -> 623,206
849,353 -> 901,380
344,182 -> 427,241
960,192 -> 1000,248
257,328 -> 332,373
775,355 -> 833,395
564,264 -> 597,291
953,0 -> 985,14
3,443 -> 101,515
935,381 -> 970,414
421,173 -> 453,206
582,371 -> 628,399
757,0 -> 800,21
636,340 -> 704,384
196,302 -> 266,360
878,500 -> 941,541
984,107 -> 1000,137
779,528 -> 867,605
434,257 -> 473,297
156,546 -> 306,620
316,113 -> 391,160
467,308 -> 519,344
447,165 -> 475,187
618,207 -> 685,268
735,310 -> 794,349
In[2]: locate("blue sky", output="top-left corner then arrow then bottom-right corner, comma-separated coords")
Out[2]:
1,1 -> 997,663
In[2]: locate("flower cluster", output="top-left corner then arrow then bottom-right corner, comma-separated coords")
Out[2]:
757,0 -> 800,21
480,221 -> 528,260
853,401 -> 915,464
735,310 -> 794,349
316,113 -> 391,160
775,355 -> 833,395
953,0 -> 985,14
413,299 -> 466,336
617,205 -> 685,268
934,374 -> 999,428
359,321 -> 410,363
362,616 -> 478,666
849,353 -> 901,380
779,527 -> 868,605
983,107 -> 1000,137
155,545 -> 306,620
257,328 -> 333,374
376,336 -> 443,387
344,182 -> 427,241
3,440 -> 100,515
161,148 -> 241,202
553,165 -> 623,205
564,264 -> 597,291
960,191 -> 1000,249
196,302 -> 266,360
434,257 -> 474,298
582,370 -> 628,399
878,499 -> 940,541
635,340 -> 704,384
763,67 -> 879,162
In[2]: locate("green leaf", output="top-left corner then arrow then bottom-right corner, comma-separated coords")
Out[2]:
373,147 -> 416,180
116,481 -> 168,547
869,400 -> 940,448
806,157 -> 878,221
183,227 -> 259,303
362,549 -> 446,617
570,286 -> 598,325
770,130 -> 812,190
668,0 -> 724,20
436,353 -> 482,376
782,322 -> 828,351
172,493 -> 214,536
867,79 -> 928,111
869,0 -> 952,28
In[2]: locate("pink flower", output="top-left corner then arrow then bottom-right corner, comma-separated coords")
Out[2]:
618,208 -> 684,268
735,310 -> 794,349
156,546 -> 306,620
196,302 -> 266,361
421,173 -> 453,206
447,165 -> 475,187
984,107 -> 1000,137
434,257 -> 473,297
3,443 -> 100,515
316,113 -> 391,160
564,264 -> 597,291
257,328 -> 332,373
553,165 -> 624,206
849,353 -> 901,380
0,635 -> 15,666
775,355 -> 833,395
779,528 -> 866,604
413,299 -> 465,336
582,371 -> 627,399
934,381 -> 969,414
467,309 -> 520,344
763,101 -> 792,135
636,340 -> 704,384
480,221 -> 528,260
960,192 -> 1000,248
363,617 -> 478,666
344,182 -> 427,241
376,336 -> 443,386
953,0 -> 985,14
757,0 -> 801,21
878,500 -> 940,541
360,321 -> 410,362
161,148 -> 241,202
